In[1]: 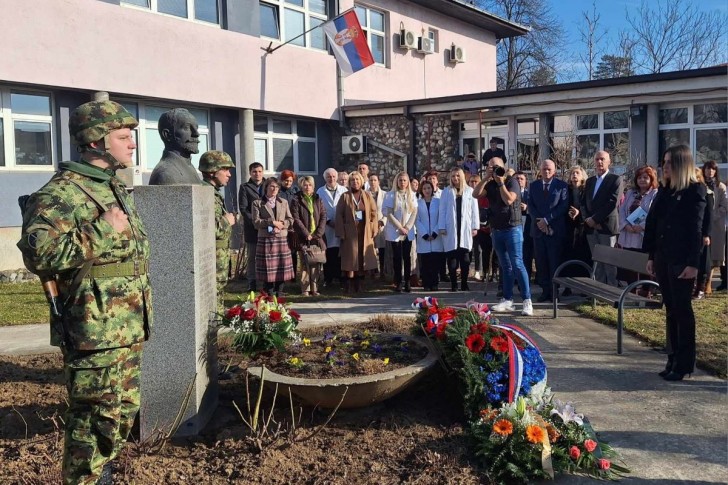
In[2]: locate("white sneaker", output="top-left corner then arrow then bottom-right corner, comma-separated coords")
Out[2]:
492,299 -> 514,312
521,299 -> 533,316
473,271 -> 481,281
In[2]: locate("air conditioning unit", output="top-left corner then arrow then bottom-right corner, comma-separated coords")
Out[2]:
399,29 -> 417,49
449,44 -> 466,63
342,135 -> 367,155
417,37 -> 434,54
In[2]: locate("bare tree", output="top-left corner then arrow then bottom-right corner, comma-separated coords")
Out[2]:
479,0 -> 566,89
624,0 -> 727,73
577,1 -> 606,81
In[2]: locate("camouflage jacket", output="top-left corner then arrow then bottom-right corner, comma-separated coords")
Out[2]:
17,161 -> 152,350
204,180 -> 232,283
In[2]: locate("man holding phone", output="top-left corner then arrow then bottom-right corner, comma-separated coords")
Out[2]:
472,157 -> 533,316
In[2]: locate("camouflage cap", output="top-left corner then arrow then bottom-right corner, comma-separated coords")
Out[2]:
69,100 -> 138,146
199,150 -> 234,173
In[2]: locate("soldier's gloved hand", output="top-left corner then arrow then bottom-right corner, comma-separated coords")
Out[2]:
224,213 -> 236,226
102,207 -> 130,232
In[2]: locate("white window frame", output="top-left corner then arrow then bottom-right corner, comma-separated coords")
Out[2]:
428,28 -> 439,53
121,0 -> 222,26
117,100 -> 211,173
259,0 -> 328,51
254,116 -> 318,175
551,110 -> 630,166
355,4 -> 387,66
0,87 -> 56,171
659,101 -> 728,167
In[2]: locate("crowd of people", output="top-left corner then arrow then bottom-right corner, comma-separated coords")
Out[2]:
237,152 -> 728,316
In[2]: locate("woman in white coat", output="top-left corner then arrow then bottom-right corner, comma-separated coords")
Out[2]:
438,167 -> 480,292
416,180 -> 444,291
383,171 -> 418,292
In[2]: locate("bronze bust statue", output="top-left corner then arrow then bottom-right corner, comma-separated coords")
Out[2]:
149,108 -> 202,185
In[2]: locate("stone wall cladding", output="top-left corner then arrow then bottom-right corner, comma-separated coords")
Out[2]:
0,268 -> 39,283
334,114 -> 458,191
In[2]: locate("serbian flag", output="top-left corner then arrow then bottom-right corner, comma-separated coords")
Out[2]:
322,10 -> 375,77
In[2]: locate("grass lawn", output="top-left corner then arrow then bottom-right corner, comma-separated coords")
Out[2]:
0,281 -> 48,326
572,291 -> 728,378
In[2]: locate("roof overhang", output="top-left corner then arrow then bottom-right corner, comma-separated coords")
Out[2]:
412,0 -> 529,39
343,66 -> 728,118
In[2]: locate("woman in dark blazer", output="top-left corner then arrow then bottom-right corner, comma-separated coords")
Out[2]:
643,145 -> 707,381
291,176 -> 327,296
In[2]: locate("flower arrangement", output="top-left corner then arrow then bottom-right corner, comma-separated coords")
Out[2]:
413,297 -> 629,483
220,291 -> 301,355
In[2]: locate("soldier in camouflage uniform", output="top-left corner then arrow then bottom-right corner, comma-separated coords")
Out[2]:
199,150 -> 236,311
17,100 -> 153,485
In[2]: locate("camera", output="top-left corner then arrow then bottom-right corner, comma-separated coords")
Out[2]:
493,166 -> 506,177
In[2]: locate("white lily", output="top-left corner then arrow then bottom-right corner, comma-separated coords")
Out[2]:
550,399 -> 584,425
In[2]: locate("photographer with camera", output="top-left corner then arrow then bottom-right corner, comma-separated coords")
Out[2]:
472,157 -> 533,315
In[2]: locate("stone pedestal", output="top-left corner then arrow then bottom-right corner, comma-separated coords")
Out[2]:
134,185 -> 218,440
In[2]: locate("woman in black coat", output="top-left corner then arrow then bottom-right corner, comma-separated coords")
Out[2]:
643,145 -> 707,381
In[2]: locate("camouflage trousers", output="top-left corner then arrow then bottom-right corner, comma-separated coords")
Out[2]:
61,343 -> 143,485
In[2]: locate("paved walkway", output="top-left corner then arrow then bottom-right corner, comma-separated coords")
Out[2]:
1,289 -> 726,483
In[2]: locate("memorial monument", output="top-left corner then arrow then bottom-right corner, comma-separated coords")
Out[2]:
134,184 -> 218,440
148,108 -> 203,185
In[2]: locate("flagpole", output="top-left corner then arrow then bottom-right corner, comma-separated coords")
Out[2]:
262,8 -> 356,54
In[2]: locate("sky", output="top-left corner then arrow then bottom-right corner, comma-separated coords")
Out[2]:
546,0 -> 728,80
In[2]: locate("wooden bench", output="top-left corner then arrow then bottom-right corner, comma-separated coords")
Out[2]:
552,244 -> 662,355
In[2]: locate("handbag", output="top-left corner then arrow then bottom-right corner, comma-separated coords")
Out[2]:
301,243 -> 326,266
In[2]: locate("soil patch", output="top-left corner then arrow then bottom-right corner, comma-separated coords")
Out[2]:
249,329 -> 428,379
1,317 -> 489,484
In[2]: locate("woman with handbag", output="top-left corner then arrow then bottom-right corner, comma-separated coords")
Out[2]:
383,171 -> 418,292
291,176 -> 327,296
335,172 -> 379,294
252,177 -> 295,296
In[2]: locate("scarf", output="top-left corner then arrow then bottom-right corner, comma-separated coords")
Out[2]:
302,194 -> 316,233
705,177 -> 716,191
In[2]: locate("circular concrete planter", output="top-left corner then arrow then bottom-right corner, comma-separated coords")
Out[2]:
248,334 -> 438,409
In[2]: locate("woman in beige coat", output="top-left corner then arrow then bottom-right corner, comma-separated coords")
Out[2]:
335,171 -> 379,293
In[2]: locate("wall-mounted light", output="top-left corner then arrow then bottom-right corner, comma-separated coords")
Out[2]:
630,105 -> 644,117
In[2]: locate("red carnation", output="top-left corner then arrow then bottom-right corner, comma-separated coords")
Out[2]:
289,310 -> 301,320
438,308 -> 456,322
569,446 -> 581,460
583,439 -> 597,452
490,336 -> 508,353
470,323 -> 488,334
597,458 -> 610,470
277,297 -> 286,304
225,306 -> 242,319
242,308 -> 257,320
269,310 -> 282,322
465,334 -> 485,353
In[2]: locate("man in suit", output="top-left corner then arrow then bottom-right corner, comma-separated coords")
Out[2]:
238,162 -> 265,291
583,150 -> 623,286
528,160 -> 569,301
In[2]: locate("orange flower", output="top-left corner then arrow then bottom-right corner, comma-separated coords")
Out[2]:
492,419 -> 513,436
480,408 -> 499,421
526,425 -> 546,444
546,424 -> 560,443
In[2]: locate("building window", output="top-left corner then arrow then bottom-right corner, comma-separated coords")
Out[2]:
550,110 -> 630,167
428,29 -> 439,53
121,0 -> 220,24
355,5 -> 386,65
253,115 -> 318,174
516,118 -> 539,172
659,102 -> 728,165
259,0 -> 328,51
0,89 -> 54,169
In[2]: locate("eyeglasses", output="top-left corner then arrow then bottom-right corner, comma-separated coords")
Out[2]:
269,185 -> 280,190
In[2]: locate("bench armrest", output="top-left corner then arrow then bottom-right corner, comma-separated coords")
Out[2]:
554,259 -> 594,279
